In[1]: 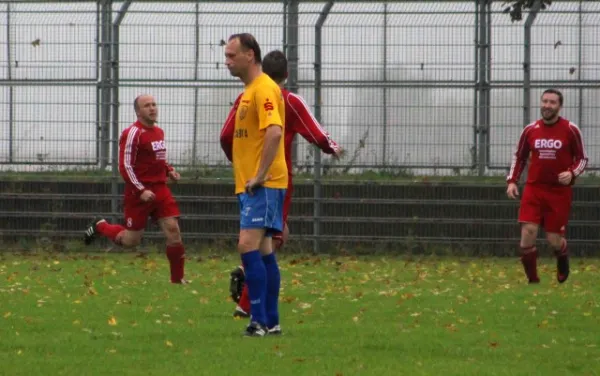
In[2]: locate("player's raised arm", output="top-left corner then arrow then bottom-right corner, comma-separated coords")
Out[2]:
567,123 -> 588,179
253,87 -> 284,183
507,124 -> 533,184
287,92 -> 341,155
220,94 -> 242,162
118,127 -> 145,193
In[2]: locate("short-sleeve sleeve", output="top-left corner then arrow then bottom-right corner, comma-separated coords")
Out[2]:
254,85 -> 283,131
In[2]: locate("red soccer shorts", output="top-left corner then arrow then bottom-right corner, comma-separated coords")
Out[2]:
518,184 -> 572,235
123,183 -> 180,231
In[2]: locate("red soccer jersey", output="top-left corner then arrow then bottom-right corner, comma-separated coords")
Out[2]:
507,117 -> 587,186
220,89 -> 340,183
118,121 -> 174,194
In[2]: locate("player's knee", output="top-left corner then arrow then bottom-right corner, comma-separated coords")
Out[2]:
238,230 -> 262,253
273,237 -> 284,250
520,224 -> 537,239
161,219 -> 181,244
546,234 -> 563,250
164,226 -> 181,244
120,231 -> 142,247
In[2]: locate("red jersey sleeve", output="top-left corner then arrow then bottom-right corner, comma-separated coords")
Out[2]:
220,94 -> 241,162
567,123 -> 588,178
287,92 -> 340,154
118,126 -> 146,193
507,124 -> 533,184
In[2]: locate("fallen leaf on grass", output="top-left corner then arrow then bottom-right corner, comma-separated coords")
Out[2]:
4,312 -> 11,318
281,296 -> 296,303
108,316 -> 117,326
166,340 -> 173,347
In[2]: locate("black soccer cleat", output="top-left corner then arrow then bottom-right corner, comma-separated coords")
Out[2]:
556,253 -> 570,284
83,218 -> 105,245
243,321 -> 268,337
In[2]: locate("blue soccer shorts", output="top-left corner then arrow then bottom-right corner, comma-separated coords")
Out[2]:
238,187 -> 286,236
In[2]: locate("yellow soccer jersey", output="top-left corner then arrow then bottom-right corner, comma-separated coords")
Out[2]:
232,73 -> 288,194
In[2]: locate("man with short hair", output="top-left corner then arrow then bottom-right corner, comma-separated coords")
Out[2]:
83,94 -> 188,284
223,33 -> 287,336
221,50 -> 342,319
506,88 -> 587,284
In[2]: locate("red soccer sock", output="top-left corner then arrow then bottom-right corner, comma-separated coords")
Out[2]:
239,284 -> 251,313
520,246 -> 540,283
166,243 -> 185,283
96,221 -> 126,243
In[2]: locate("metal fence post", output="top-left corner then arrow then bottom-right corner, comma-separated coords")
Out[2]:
192,1 -> 200,167
314,1 -> 334,254
577,0 -> 583,128
286,0 -> 299,166
111,1 -> 131,223
523,0 -> 541,127
475,0 -> 491,176
99,0 -> 112,170
6,2 -> 14,163
381,1 -> 388,166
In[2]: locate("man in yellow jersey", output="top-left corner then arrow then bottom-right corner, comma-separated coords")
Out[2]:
224,33 -> 287,337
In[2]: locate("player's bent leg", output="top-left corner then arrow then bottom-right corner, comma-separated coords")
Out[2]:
520,222 -> 540,284
259,236 -> 282,335
84,218 -> 144,248
84,218 -> 126,245
273,222 -> 289,250
229,265 -> 250,318
158,217 -> 187,284
547,232 -> 569,284
238,229 -> 269,336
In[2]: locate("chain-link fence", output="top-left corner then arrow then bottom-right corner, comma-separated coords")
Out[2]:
1,1 -> 599,252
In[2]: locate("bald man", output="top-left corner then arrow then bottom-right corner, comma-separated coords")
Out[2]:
83,95 -> 188,284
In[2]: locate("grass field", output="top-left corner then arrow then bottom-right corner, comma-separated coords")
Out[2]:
1,251 -> 599,376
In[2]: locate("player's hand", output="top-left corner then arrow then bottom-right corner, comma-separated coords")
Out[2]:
140,190 -> 156,202
506,183 -> 519,199
245,174 -> 271,195
333,148 -> 345,160
168,170 -> 181,182
558,171 -> 573,185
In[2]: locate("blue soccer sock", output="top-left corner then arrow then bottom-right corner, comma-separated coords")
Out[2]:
262,252 -> 281,328
241,250 -> 267,326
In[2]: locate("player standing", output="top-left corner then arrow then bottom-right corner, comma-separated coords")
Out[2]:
224,33 -> 287,336
221,50 -> 343,318
506,89 -> 587,284
83,95 -> 188,284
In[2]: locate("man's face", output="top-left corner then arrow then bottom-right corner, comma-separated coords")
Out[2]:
225,38 -> 251,78
136,95 -> 158,124
540,93 -> 561,121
